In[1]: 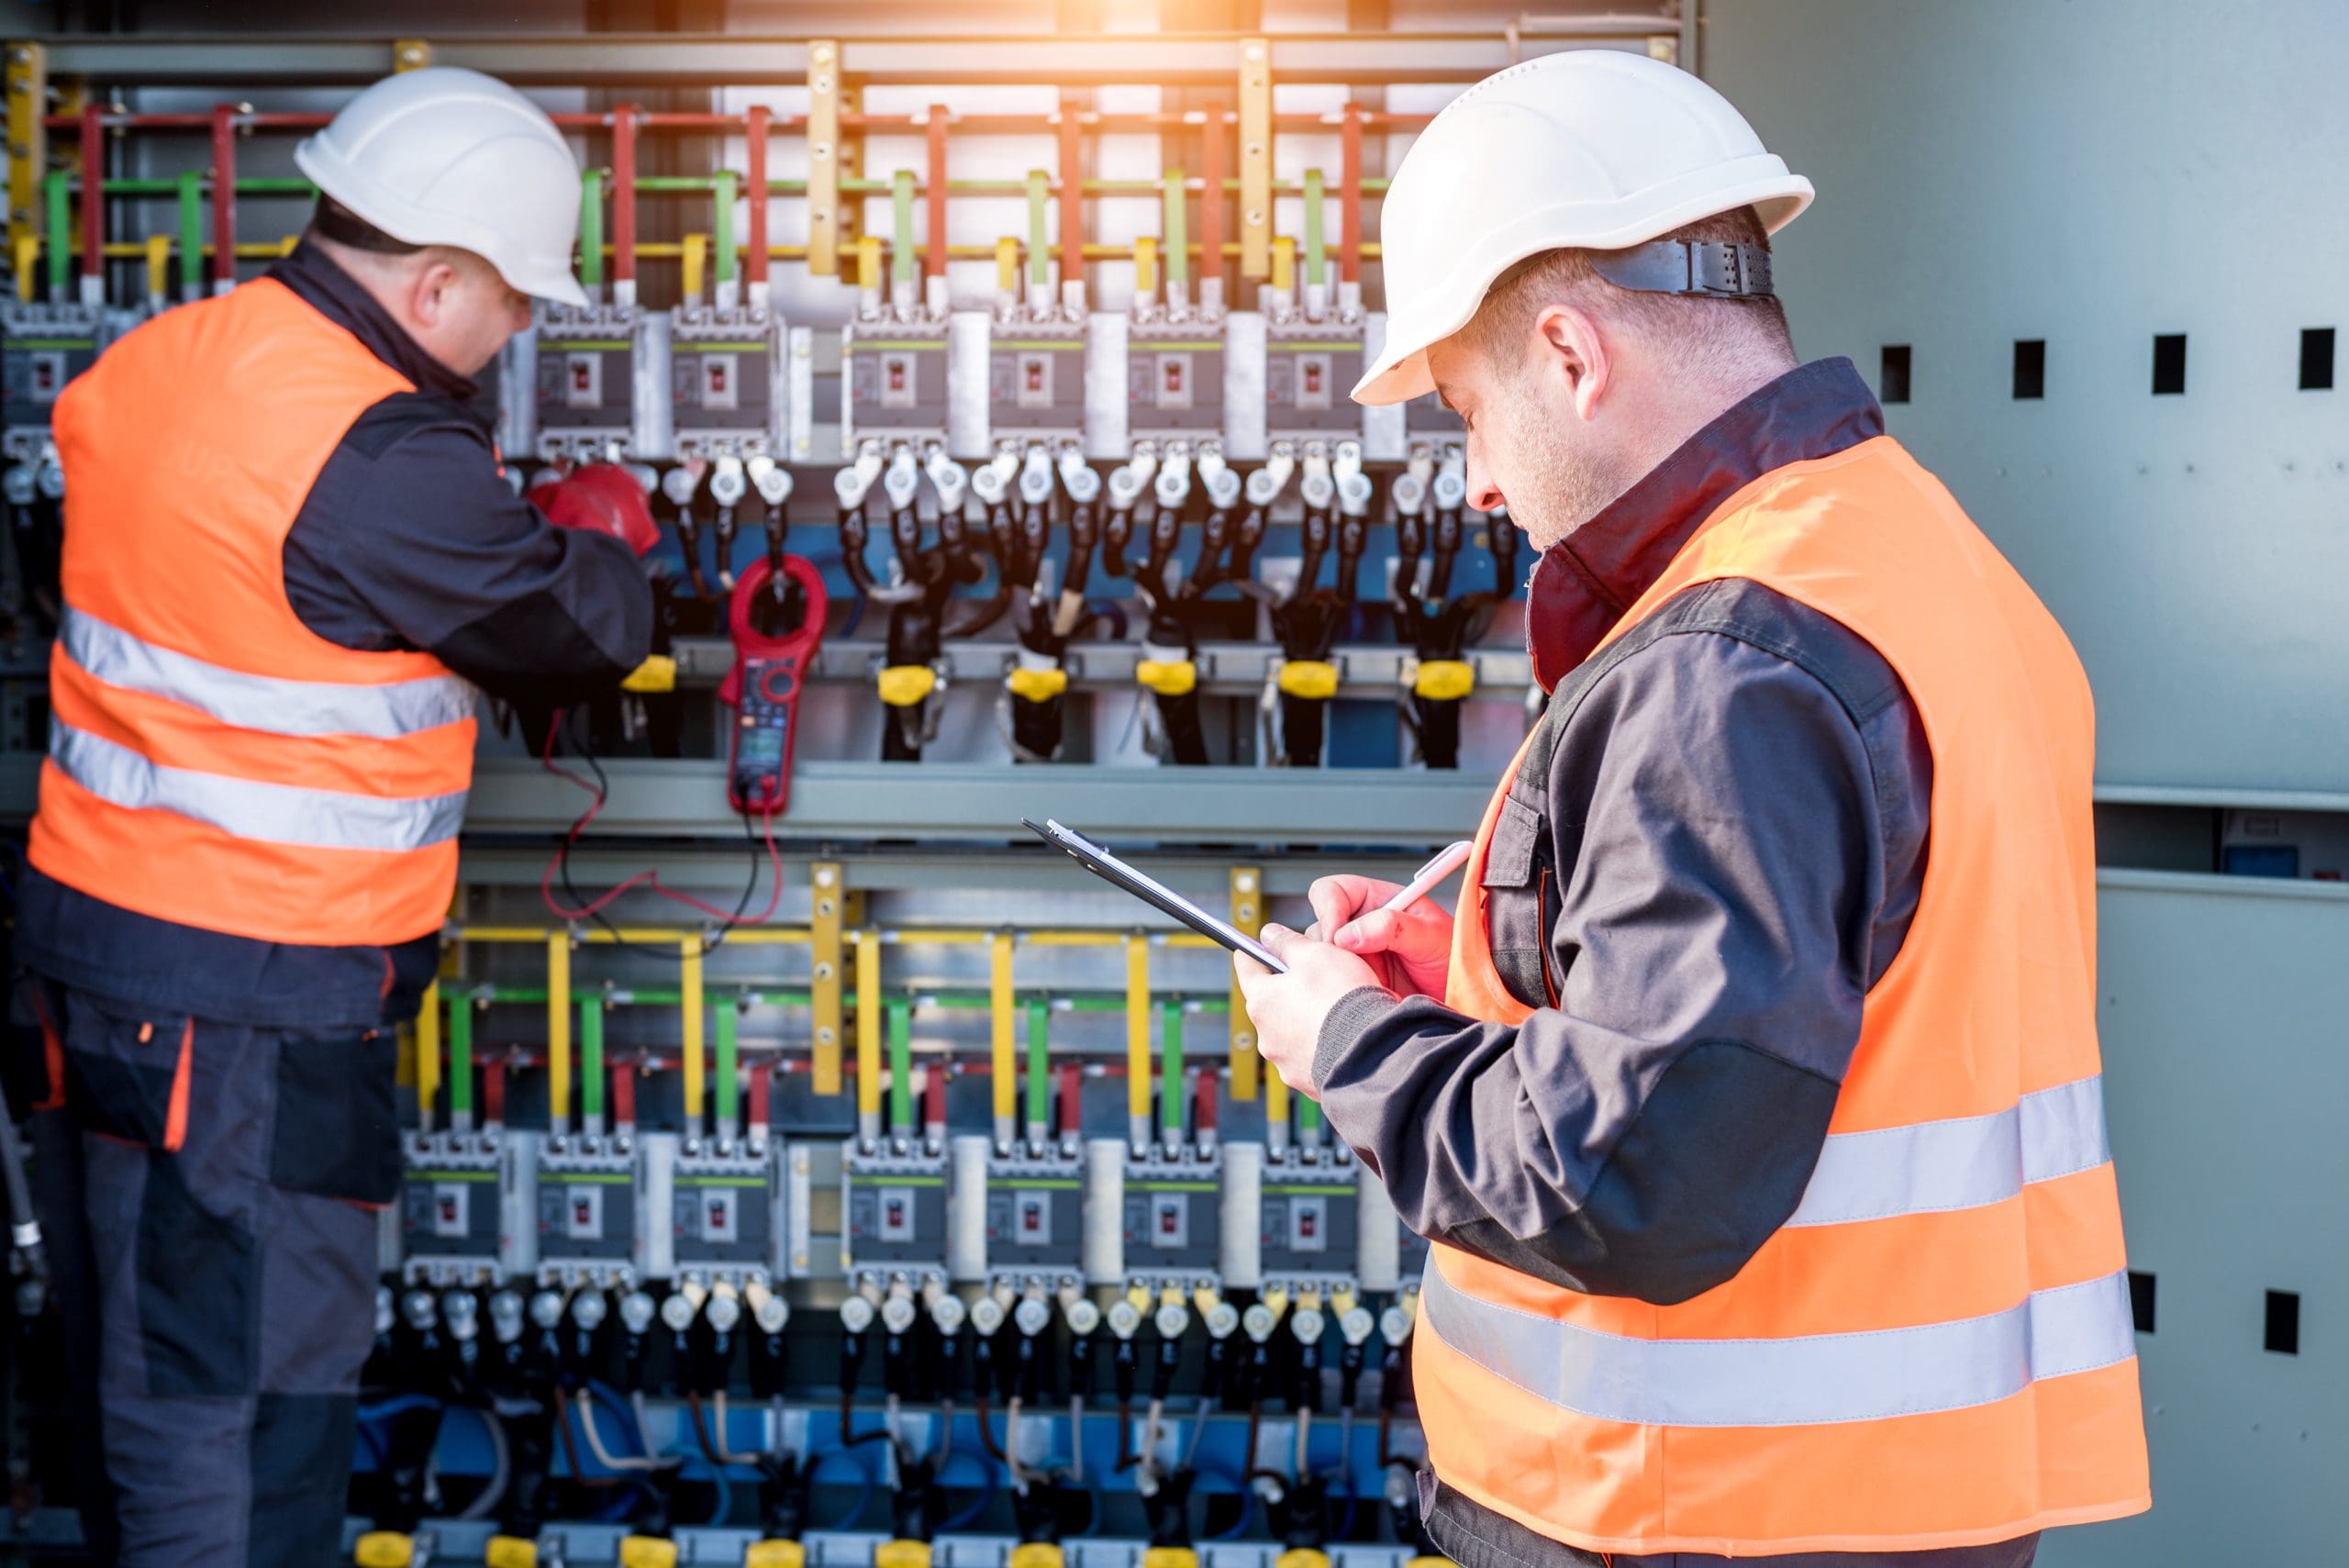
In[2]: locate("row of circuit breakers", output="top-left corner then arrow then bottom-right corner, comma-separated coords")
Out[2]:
0,269 -> 1464,517
404,1118 -> 1423,1344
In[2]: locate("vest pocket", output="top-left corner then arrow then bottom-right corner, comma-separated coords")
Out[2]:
270,1030 -> 402,1206
52,991 -> 195,1153
1482,791 -> 1562,1009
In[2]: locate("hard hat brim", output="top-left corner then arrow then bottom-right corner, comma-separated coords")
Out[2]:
1351,172 -> 1815,406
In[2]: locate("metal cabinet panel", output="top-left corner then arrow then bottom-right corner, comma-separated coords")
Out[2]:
1706,0 -> 2349,795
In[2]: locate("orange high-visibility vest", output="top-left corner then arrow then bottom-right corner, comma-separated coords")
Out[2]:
1423,435 -> 2149,1557
28,277 -> 476,948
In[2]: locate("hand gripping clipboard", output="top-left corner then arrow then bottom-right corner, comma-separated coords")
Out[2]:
1022,818 -> 1288,973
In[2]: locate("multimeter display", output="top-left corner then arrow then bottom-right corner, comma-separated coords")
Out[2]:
723,554 -> 828,817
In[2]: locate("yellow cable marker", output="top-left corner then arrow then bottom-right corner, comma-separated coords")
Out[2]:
681,231 -> 707,301
143,233 -> 171,301
352,1533 -> 416,1568
1277,660 -> 1340,700
13,236 -> 37,302
877,664 -> 938,706
1011,1546 -> 1066,1568
621,654 -> 676,693
1007,664 -> 1068,702
996,237 -> 1020,293
745,1543 -> 807,1568
1272,234 -> 1297,295
618,1538 -> 679,1568
874,1542 -> 931,1568
857,234 -> 884,293
484,1537 -> 539,1568
1135,659 -> 1197,696
1412,659 -> 1475,701
546,933 -> 572,1129
1134,235 -> 1158,297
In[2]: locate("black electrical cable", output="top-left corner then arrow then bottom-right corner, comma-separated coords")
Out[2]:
541,708 -> 774,958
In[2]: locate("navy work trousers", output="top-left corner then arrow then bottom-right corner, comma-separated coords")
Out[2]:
23,978 -> 401,1567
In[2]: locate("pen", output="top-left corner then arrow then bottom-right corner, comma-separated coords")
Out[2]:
1378,839 -> 1475,915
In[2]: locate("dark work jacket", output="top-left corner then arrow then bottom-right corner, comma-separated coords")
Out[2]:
16,241 -> 654,1029
1307,361 -> 2032,1568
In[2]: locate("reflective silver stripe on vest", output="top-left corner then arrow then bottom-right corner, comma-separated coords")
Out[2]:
1784,1074 -> 2111,1229
1419,1260 -> 2136,1429
61,607 -> 476,739
50,719 -> 466,852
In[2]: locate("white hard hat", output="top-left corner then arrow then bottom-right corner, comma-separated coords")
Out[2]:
296,66 -> 588,308
1353,50 -> 1812,406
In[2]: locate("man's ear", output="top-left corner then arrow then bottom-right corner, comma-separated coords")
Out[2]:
1531,303 -> 1610,423
410,258 -> 462,332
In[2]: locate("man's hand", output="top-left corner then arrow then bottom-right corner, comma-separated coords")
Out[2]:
1306,875 -> 1454,1000
1233,924 -> 1386,1101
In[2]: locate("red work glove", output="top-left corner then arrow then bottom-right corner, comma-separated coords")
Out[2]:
529,462 -> 661,557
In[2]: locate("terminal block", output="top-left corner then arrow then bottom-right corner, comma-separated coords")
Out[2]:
1256,1143 -> 1360,1296
643,1135 -> 788,1287
669,301 -> 787,460
1121,1143 -> 1223,1293
400,1129 -> 534,1287
841,1142 -> 952,1294
534,1133 -> 642,1289
1,302 -> 109,463
985,1143 -> 1086,1294
514,303 -> 673,462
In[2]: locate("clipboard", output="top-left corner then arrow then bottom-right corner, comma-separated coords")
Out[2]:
1022,817 -> 1288,973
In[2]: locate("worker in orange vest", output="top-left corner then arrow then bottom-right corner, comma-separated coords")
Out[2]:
1236,52 -> 2148,1567
13,70 -> 656,1563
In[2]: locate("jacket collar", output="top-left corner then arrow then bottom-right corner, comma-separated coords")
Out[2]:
266,239 -> 479,405
1522,356 -> 1884,690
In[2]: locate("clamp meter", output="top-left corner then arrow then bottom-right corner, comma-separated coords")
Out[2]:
720,552 -> 829,816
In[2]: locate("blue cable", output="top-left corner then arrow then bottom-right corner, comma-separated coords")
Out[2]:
586,1381 -> 651,1457
935,1447 -> 1000,1535
1195,1464 -> 1258,1542
806,1445 -> 876,1532
356,1394 -> 442,1424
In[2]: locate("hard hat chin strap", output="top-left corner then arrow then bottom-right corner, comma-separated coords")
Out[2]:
1590,239 -> 1775,299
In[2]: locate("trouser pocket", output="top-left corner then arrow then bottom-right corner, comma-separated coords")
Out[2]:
269,1030 -> 401,1205
50,987 -> 195,1152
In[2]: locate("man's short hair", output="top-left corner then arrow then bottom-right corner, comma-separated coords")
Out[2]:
309,195 -> 424,256
1463,205 -> 1793,371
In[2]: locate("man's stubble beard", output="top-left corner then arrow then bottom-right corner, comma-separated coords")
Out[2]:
1495,377 -> 1636,554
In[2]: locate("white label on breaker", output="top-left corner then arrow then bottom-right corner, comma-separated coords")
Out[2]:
432,1182 -> 471,1239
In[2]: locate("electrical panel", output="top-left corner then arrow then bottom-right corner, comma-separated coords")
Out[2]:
841,1144 -> 952,1291
399,1130 -> 530,1287
1257,1144 -> 1359,1296
521,304 -> 672,462
984,1146 -> 1086,1292
648,1137 -> 788,1285
841,318 -> 952,455
1121,1144 -> 1224,1291
534,1136 -> 641,1289
0,304 -> 107,463
669,302 -> 787,460
988,314 -> 1087,450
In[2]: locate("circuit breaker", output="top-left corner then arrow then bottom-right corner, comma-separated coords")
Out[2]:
518,304 -> 673,462
1121,1144 -> 1223,1291
534,1136 -> 641,1288
1256,1144 -> 1359,1296
1,304 -> 107,463
841,320 -> 952,456
644,1135 -> 788,1285
400,1130 -> 534,1287
985,1147 -> 1086,1292
988,316 -> 1087,450
670,303 -> 786,460
841,1145 -> 952,1291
